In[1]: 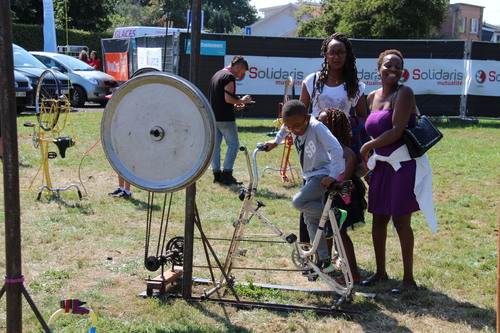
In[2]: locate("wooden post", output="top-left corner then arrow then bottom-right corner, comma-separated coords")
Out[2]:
0,0 -> 24,330
182,0 -> 202,299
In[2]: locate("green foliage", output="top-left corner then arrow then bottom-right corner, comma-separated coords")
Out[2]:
10,0 -> 43,25
161,0 -> 258,32
298,0 -> 448,39
53,0 -> 114,32
233,279 -> 284,302
109,0 -> 163,29
11,0 -> 114,32
162,0 -> 191,28
12,23 -> 108,55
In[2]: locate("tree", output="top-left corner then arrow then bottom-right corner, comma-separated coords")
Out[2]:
53,0 -> 114,32
109,0 -> 163,28
11,0 -> 43,25
160,0 -> 258,32
297,0 -> 448,39
11,0 -> 114,32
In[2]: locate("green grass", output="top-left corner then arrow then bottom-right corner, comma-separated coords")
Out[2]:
0,113 -> 499,332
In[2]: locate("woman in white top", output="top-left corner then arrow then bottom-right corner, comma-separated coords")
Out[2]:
300,33 -> 367,119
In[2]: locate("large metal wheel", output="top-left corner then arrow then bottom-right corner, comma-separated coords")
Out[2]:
35,69 -> 63,132
101,72 -> 215,192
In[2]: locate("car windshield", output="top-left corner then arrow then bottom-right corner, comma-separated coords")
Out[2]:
13,47 -> 47,68
53,54 -> 95,71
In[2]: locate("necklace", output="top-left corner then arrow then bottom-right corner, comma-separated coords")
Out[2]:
327,75 -> 342,85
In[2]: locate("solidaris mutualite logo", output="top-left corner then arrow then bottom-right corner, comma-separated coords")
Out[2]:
400,69 -> 410,83
475,70 -> 486,84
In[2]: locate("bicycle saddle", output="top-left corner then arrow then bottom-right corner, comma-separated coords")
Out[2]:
53,137 -> 74,158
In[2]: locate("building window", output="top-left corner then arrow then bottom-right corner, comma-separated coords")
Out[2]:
460,17 -> 466,33
471,18 -> 479,34
497,35 -> 500,42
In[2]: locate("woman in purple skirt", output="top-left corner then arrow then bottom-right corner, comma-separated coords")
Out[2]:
360,49 -> 419,294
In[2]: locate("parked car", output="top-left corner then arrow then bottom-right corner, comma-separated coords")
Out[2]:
31,51 -> 118,107
14,70 -> 34,114
13,44 -> 72,106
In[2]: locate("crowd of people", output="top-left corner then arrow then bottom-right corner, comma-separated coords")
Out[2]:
211,33 -> 437,294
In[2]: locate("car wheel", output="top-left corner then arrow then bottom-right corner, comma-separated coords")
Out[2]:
71,86 -> 86,107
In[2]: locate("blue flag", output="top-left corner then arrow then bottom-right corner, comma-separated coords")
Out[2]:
43,0 -> 57,52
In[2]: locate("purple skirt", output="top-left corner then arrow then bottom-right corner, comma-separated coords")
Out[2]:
367,159 -> 419,216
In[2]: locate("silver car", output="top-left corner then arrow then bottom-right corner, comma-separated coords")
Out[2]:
31,51 -> 118,107
13,44 -> 71,107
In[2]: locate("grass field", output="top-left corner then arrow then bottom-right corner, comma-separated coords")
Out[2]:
0,112 -> 499,332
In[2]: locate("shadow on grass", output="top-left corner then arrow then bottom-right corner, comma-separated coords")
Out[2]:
347,273 -> 496,332
155,296 -> 252,333
226,185 -> 292,201
36,195 -> 95,215
434,117 -> 500,129
126,195 -> 162,211
238,125 -> 276,135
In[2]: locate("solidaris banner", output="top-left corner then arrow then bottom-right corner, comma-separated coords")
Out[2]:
228,55 -> 496,98
466,60 -> 500,96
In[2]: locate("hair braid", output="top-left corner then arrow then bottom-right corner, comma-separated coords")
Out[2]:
322,108 -> 352,148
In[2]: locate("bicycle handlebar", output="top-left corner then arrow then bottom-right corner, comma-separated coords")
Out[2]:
329,179 -> 354,196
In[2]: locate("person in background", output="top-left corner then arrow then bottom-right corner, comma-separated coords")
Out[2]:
208,55 -> 252,186
89,51 -> 102,71
108,176 -> 131,199
317,107 -> 366,284
78,50 -> 90,64
265,100 -> 345,276
360,49 -> 437,294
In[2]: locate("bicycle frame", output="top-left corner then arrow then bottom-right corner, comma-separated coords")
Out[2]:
215,144 -> 354,308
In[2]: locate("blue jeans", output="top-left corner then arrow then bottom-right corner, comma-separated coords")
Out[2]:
292,174 -> 329,260
212,121 -> 240,172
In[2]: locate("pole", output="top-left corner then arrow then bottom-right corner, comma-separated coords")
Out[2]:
182,0 -> 202,299
0,0 -> 24,330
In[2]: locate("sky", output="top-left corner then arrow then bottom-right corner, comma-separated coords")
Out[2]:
249,0 -> 500,26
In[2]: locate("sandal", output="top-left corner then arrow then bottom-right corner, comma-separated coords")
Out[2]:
390,281 -> 418,294
335,275 -> 361,285
360,272 -> 389,287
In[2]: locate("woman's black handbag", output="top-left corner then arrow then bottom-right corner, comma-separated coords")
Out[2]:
403,115 -> 443,158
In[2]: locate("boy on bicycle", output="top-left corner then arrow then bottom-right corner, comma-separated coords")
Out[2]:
264,100 -> 345,272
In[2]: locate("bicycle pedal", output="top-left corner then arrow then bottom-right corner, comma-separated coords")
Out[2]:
285,233 -> 297,244
307,275 -> 319,282
48,151 -> 58,159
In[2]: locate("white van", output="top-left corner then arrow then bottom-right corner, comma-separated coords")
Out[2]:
112,26 -> 189,39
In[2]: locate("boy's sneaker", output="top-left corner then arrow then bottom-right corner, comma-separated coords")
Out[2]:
108,187 -> 122,195
302,259 -> 335,279
321,259 -> 335,273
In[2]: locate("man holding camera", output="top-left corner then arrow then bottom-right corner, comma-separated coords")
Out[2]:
208,55 -> 252,186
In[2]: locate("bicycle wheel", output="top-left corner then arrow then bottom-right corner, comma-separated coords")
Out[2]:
36,69 -> 62,132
